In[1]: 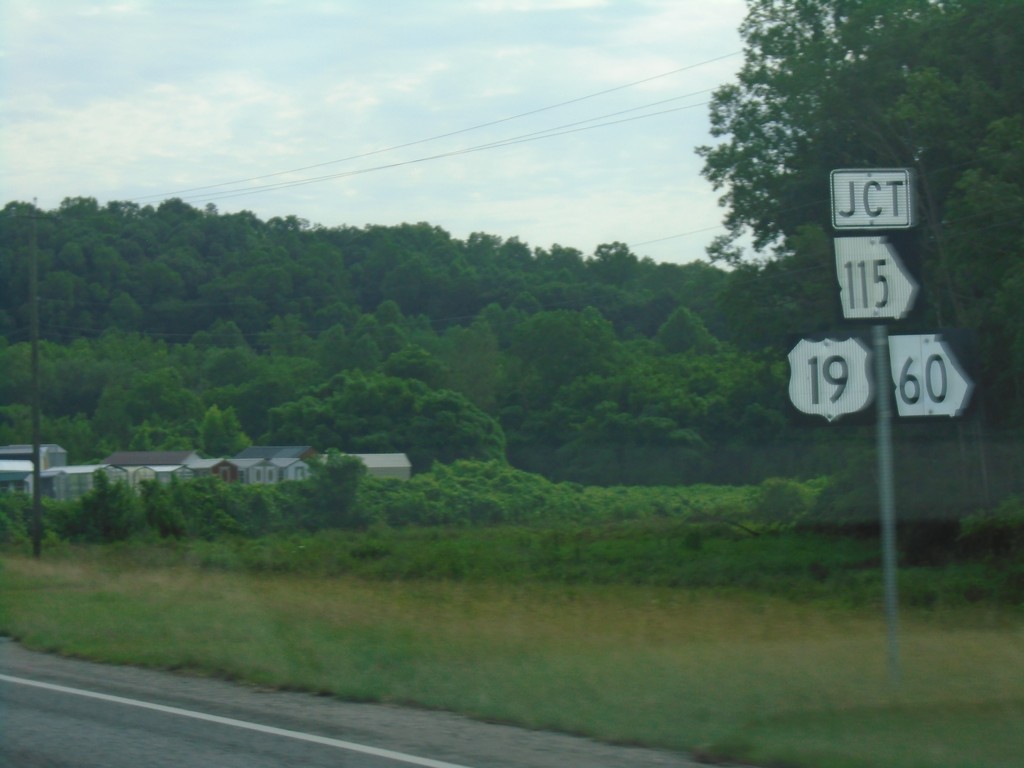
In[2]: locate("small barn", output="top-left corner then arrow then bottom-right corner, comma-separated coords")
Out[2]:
349,453 -> 412,481
234,446 -> 318,461
103,450 -> 201,467
0,460 -> 34,494
0,444 -> 68,470
40,464 -> 111,500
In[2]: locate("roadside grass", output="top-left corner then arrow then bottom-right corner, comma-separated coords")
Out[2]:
2,553 -> 1021,768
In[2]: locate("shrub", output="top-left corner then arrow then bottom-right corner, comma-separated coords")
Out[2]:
958,495 -> 1024,559
0,493 -> 30,546
140,480 -> 186,538
752,477 -> 814,527
290,451 -> 370,530
64,472 -> 143,543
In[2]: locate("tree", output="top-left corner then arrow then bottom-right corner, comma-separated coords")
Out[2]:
655,306 -> 719,355
198,405 -> 250,457
267,372 -> 506,471
294,451 -> 369,530
699,0 -> 1022,267
507,308 -> 620,410
74,471 -> 142,543
699,0 -> 1024,425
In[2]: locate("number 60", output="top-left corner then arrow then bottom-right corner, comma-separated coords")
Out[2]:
898,355 -> 947,405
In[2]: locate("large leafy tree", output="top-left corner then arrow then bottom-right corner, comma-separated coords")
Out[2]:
700,0 -> 1024,421
266,372 -> 506,471
701,0 -> 1022,258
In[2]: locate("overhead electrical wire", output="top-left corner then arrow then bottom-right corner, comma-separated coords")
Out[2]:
134,51 -> 741,203
173,97 -> 714,205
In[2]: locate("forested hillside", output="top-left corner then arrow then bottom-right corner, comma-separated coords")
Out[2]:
1,0 -> 1021,513
0,201 -> 788,484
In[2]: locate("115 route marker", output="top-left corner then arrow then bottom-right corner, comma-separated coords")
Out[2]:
834,236 -> 918,320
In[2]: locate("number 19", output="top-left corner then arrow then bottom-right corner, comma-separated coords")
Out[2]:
809,355 -> 849,404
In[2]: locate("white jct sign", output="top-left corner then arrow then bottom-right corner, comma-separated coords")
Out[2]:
788,337 -> 873,421
887,334 -> 973,417
831,169 -> 916,229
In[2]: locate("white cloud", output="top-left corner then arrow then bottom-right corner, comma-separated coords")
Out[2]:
1,0 -> 748,263
473,0 -> 608,11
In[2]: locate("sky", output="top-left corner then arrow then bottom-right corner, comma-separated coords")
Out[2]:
1,0 -> 748,265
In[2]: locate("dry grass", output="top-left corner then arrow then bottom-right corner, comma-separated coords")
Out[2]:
2,555 -> 1022,767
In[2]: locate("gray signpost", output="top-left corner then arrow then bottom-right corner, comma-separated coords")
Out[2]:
787,168 -> 976,684
832,170 -> 912,684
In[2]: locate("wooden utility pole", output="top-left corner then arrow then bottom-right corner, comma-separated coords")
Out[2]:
29,204 -> 43,558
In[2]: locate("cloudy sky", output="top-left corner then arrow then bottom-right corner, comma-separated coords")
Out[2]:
2,0 -> 748,264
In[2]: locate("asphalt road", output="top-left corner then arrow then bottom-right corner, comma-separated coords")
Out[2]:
0,639 -> 704,768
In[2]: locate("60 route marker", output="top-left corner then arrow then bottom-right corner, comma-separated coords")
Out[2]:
834,236 -> 918,320
788,337 -> 873,422
888,333 -> 974,417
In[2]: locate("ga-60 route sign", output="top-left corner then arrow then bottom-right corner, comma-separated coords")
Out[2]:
788,337 -> 873,422
831,168 -> 916,229
888,334 -> 974,417
834,236 -> 918,320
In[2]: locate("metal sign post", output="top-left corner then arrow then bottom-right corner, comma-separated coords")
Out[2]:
873,324 -> 900,684
789,169 -> 976,685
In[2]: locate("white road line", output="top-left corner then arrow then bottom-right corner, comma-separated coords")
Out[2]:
0,673 -> 475,768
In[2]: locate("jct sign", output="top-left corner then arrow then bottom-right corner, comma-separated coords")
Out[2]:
831,169 -> 916,229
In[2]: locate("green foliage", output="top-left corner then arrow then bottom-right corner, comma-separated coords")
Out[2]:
292,451 -> 369,531
0,493 -> 30,546
198,404 -> 250,457
958,495 -> 1024,560
150,520 -> 1024,606
697,0 -> 1024,430
59,472 -> 143,543
3,53 -> 1022,495
357,460 -> 581,527
140,480 -> 186,539
655,306 -> 719,355
752,477 -> 815,527
268,372 -> 506,470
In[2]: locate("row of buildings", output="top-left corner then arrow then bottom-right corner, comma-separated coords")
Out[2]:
0,445 -> 411,501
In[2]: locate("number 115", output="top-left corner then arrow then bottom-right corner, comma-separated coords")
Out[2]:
843,258 -> 889,310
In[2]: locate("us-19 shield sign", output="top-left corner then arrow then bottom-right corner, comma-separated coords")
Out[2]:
788,337 -> 874,422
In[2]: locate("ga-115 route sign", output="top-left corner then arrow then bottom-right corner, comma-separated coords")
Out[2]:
834,236 -> 918,320
788,337 -> 873,422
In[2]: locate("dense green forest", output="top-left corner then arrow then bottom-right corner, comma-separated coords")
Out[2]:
1,0 -> 1021,522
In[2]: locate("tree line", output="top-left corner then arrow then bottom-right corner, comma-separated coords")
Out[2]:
0,199 -> 804,485
1,0 -> 1020,520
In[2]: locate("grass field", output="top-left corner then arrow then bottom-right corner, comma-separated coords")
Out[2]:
2,552 -> 1022,768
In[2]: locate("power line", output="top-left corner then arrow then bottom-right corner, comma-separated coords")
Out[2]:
133,52 -> 741,203
175,99 -> 712,205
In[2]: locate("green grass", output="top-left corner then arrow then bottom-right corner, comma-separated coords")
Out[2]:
2,553 -> 1022,768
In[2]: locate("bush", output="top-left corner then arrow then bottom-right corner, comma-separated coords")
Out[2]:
0,493 -> 30,546
289,451 -> 370,530
752,477 -> 815,527
958,495 -> 1024,559
58,472 -> 143,543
